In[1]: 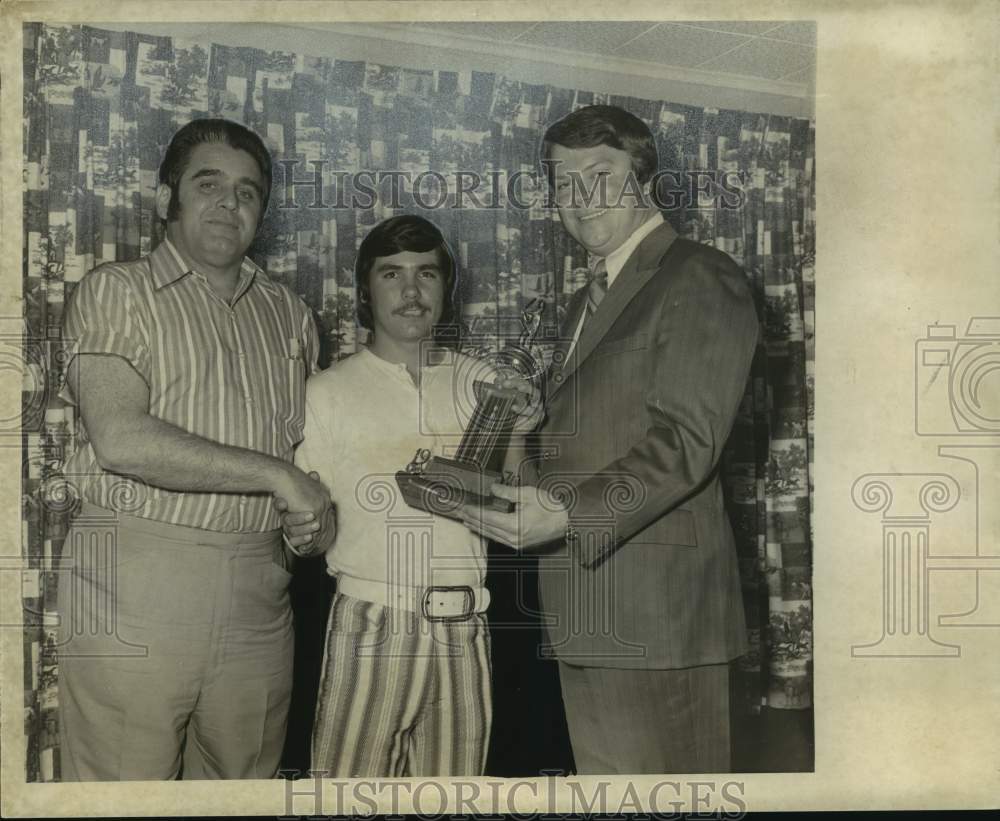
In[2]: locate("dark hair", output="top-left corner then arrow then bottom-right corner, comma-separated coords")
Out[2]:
355,215 -> 461,342
158,118 -> 272,220
541,104 -> 658,187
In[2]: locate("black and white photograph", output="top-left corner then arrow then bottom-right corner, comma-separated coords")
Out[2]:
1,1 -> 996,816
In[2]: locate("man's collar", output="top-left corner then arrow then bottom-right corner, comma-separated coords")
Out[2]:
599,211 -> 664,285
151,239 -> 269,303
149,240 -> 192,289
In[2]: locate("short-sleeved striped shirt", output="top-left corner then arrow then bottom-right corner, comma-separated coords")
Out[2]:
61,239 -> 319,532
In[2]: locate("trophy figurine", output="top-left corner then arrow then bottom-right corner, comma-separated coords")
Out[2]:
395,298 -> 545,519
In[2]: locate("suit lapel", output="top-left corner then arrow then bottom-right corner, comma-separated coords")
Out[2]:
555,287 -> 587,360
551,220 -> 679,397
544,287 -> 586,399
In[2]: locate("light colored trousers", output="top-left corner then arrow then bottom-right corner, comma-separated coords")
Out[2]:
56,504 -> 293,780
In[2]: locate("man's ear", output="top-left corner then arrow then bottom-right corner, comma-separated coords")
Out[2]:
154,184 -> 172,221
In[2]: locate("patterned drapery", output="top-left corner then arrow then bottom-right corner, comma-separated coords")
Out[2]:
20,23 -> 815,781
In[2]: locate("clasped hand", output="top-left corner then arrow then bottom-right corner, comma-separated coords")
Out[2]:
273,469 -> 335,558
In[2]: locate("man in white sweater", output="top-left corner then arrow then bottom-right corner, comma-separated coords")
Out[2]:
282,214 -> 538,777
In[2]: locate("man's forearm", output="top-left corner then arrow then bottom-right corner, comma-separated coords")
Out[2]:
96,412 -> 293,496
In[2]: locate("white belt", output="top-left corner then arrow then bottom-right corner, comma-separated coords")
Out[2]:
335,574 -> 490,622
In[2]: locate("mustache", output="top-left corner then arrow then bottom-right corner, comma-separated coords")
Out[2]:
394,301 -> 431,314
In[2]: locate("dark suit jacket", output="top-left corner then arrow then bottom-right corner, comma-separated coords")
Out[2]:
535,219 -> 759,670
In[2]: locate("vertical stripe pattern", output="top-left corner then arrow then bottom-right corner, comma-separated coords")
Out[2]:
61,241 -> 318,532
311,593 -> 492,778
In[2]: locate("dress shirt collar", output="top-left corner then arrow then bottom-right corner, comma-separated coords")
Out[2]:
152,239 -> 264,304
597,211 -> 665,287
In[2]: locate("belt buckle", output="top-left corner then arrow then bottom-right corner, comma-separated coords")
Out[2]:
421,585 -> 475,622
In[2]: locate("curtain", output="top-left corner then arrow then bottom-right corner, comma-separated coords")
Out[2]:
20,23 -> 815,781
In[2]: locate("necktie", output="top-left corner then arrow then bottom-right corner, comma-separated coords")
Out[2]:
556,257 -> 608,373
586,257 -> 608,316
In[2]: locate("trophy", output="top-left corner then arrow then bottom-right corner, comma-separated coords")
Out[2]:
395,298 -> 545,519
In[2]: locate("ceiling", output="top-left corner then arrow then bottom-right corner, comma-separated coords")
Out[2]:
395,20 -> 815,89
98,19 -> 816,115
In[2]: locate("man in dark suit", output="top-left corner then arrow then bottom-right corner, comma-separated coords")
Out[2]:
463,105 -> 758,774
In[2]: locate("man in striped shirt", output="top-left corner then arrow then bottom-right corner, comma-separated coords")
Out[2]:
56,119 -> 331,780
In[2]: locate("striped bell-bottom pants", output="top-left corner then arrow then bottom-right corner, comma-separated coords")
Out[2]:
311,592 -> 492,778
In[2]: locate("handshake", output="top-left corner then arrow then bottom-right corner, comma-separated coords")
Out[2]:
271,467 -> 571,560
272,466 -> 335,558
269,371 -> 563,560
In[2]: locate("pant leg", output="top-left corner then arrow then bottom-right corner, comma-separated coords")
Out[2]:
56,513 -> 213,781
407,616 -> 493,777
185,537 -> 294,779
311,594 -> 432,778
558,661 -> 731,774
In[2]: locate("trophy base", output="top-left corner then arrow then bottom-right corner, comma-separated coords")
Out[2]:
395,457 -> 514,520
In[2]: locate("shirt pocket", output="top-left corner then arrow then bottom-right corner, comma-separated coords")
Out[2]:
265,336 -> 307,450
